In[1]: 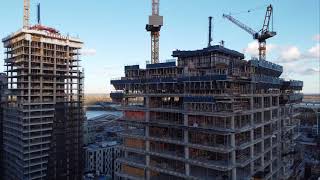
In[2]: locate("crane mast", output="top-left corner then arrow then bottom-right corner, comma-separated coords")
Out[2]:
23,0 -> 30,29
146,0 -> 163,64
223,4 -> 276,61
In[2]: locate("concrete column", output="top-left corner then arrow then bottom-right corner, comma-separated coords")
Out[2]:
145,97 -> 150,180
250,97 -> 254,110
317,112 -> 320,135
145,97 -> 150,109
270,149 -> 273,173
261,110 -> 265,124
261,125 -> 265,167
261,96 -> 264,109
230,115 -> 236,180
184,114 -> 190,176
250,130 -> 254,174
184,114 -> 188,126
269,96 -> 272,107
231,116 -> 235,131
146,155 -> 150,180
231,134 -> 236,180
185,154 -> 190,175
251,113 -> 254,126
251,111 -> 255,176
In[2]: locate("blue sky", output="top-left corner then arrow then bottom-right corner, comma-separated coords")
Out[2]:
1,0 -> 319,94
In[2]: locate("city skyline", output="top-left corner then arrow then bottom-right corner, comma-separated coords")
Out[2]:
0,0 -> 319,94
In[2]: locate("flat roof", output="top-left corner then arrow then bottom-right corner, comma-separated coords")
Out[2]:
2,28 -> 82,44
86,141 -> 119,150
172,45 -> 245,59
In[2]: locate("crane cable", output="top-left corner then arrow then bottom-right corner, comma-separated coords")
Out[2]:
228,4 -> 268,16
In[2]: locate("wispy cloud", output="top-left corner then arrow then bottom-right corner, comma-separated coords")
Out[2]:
275,44 -> 319,63
298,68 -> 320,75
278,46 -> 301,63
280,60 -> 319,77
243,41 -> 276,57
81,48 -> 97,56
304,43 -> 320,59
313,34 -> 320,41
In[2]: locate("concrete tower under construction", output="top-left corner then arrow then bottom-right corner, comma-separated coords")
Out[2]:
2,27 -> 84,180
111,45 -> 303,180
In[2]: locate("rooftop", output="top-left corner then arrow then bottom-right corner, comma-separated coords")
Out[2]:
2,28 -> 82,45
172,45 -> 245,59
86,140 -> 119,150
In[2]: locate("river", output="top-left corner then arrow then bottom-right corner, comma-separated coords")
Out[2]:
86,110 -> 122,120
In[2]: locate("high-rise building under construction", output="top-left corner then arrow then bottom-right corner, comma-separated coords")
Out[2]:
111,45 -> 304,179
2,18 -> 84,180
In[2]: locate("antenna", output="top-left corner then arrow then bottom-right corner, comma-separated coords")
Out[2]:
37,3 -> 41,24
220,40 -> 225,47
208,16 -> 213,47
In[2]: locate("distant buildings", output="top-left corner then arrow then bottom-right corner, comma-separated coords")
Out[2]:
83,111 -> 123,146
2,27 -> 84,179
296,102 -> 320,179
0,73 -> 7,178
111,45 -> 304,180
85,141 -> 121,179
83,106 -> 124,179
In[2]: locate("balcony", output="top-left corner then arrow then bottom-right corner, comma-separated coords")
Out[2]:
189,148 -> 233,171
149,127 -> 183,142
190,165 -> 232,180
150,156 -> 185,174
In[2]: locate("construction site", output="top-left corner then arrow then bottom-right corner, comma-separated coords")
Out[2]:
296,102 -> 320,179
1,1 -> 84,180
111,1 -> 304,180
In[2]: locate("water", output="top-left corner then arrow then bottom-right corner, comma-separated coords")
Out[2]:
86,110 -> 122,120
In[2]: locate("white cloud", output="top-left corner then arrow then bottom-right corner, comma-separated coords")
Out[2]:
281,61 -> 319,76
81,48 -> 97,56
243,41 -> 276,57
298,68 -> 320,75
278,46 -> 301,63
244,41 -> 259,56
313,34 -> 320,41
277,44 -> 319,62
306,43 -> 320,59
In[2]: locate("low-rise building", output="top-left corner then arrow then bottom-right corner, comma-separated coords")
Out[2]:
85,141 -> 121,179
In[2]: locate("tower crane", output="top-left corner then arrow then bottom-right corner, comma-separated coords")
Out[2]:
146,0 -> 163,64
22,0 -> 59,34
223,4 -> 276,61
23,0 -> 30,29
